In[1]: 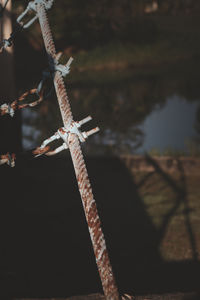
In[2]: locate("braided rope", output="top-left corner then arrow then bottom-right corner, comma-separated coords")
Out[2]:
0,71 -> 53,117
0,89 -> 42,117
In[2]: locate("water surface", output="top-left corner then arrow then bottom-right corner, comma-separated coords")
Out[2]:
137,94 -> 200,154
22,65 -> 200,156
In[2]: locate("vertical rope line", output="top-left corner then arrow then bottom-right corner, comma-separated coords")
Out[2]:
36,3 -> 120,299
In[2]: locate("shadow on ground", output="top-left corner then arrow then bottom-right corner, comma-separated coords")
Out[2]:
0,155 -> 199,298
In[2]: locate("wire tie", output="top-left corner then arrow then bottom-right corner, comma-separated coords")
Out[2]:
54,57 -> 74,77
34,116 -> 99,157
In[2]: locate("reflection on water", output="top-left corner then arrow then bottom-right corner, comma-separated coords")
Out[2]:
22,66 -> 200,156
137,95 -> 200,154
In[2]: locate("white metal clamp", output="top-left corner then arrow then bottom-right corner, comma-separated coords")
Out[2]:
52,56 -> 74,77
17,0 -> 54,28
35,116 -> 99,157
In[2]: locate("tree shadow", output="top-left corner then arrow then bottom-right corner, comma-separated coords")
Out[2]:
0,155 -> 199,298
145,154 -> 198,261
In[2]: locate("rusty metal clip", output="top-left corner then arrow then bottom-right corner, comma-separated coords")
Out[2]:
34,130 -> 66,157
45,142 -> 68,156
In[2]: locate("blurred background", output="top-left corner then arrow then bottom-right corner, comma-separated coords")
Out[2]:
0,0 -> 200,299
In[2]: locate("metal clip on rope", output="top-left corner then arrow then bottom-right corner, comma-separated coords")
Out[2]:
16,0 -> 54,29
34,116 -> 99,157
52,56 -> 73,77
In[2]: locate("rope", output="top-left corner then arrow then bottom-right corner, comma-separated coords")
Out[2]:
0,1 -> 122,299
0,54 -> 73,116
0,70 -> 53,117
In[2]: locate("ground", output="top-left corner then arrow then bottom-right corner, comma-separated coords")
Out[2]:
0,156 -> 200,299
